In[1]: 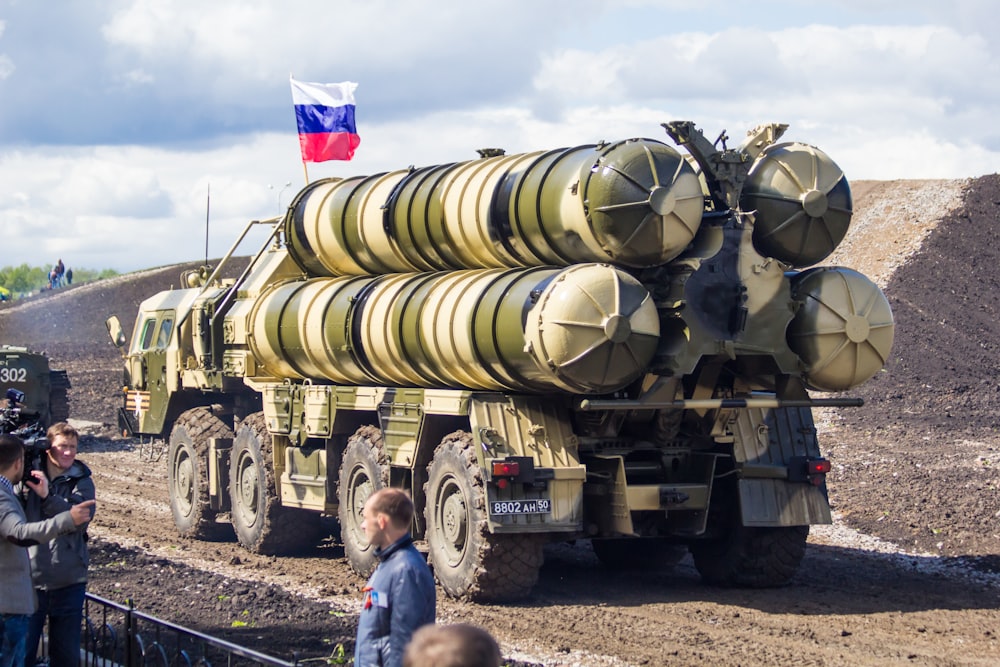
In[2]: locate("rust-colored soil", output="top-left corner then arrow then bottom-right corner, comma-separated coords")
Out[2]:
1,176 -> 998,666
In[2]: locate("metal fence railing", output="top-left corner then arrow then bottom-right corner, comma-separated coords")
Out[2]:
79,593 -> 300,667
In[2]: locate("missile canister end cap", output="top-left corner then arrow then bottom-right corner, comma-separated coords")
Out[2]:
525,264 -> 659,393
788,267 -> 894,392
584,140 -> 704,267
742,142 -> 852,268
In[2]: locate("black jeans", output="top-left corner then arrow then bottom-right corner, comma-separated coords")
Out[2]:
25,583 -> 85,667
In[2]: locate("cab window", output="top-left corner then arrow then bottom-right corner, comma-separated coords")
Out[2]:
137,318 -> 157,351
156,318 -> 173,349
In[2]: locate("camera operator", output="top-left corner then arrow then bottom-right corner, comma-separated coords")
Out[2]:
0,434 -> 94,667
21,423 -> 95,667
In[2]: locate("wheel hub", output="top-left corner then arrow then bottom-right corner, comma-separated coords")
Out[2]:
350,470 -> 373,544
237,453 -> 259,523
439,481 -> 468,559
175,455 -> 194,513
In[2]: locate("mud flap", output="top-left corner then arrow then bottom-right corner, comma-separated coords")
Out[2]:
733,406 -> 832,527
738,479 -> 831,526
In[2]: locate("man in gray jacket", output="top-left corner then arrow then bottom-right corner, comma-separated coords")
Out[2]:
23,422 -> 95,667
0,435 -> 94,667
354,488 -> 436,667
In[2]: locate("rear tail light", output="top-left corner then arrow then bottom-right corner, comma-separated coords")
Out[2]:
808,458 -> 831,486
788,456 -> 832,485
492,461 -> 521,477
809,459 -> 832,474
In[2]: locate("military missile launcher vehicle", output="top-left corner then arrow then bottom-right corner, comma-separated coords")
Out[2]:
106,121 -> 893,601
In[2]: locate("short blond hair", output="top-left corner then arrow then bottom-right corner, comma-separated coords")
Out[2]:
403,623 -> 501,667
47,421 -> 79,443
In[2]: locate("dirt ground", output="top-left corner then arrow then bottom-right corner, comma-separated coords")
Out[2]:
2,175 -> 999,666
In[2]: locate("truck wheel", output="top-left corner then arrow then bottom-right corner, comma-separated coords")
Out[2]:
338,425 -> 389,577
690,524 -> 809,587
230,412 -> 322,554
592,537 -> 687,571
424,431 -> 543,602
168,407 -> 233,540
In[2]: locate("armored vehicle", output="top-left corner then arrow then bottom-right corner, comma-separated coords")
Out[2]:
0,345 -> 71,429
107,121 -> 893,601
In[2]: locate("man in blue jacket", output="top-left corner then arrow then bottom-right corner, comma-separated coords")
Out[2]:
354,488 -> 435,667
0,435 -> 94,667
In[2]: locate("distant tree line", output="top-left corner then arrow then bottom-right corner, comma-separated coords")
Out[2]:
0,263 -> 119,297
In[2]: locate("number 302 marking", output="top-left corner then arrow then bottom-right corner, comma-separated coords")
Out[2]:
0,367 -> 27,383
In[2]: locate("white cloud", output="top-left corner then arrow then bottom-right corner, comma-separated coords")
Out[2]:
1,0 -> 999,272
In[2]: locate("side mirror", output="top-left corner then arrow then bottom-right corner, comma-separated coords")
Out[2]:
106,316 -> 127,350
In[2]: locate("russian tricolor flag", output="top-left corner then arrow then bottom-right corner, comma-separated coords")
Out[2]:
290,77 -> 361,162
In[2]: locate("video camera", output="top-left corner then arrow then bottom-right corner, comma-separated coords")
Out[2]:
21,435 -> 50,484
1,388 -> 50,483
1,387 -> 26,431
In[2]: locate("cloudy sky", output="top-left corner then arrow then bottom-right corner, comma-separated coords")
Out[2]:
1,0 -> 998,272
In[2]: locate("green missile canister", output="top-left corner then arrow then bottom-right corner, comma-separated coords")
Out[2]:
248,263 -> 659,394
283,139 -> 704,277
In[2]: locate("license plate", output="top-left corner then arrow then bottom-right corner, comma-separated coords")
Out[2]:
490,498 -> 551,515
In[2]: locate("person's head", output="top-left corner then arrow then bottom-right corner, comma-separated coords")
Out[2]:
403,623 -> 502,667
0,434 -> 25,480
361,488 -> 413,549
46,421 -> 80,472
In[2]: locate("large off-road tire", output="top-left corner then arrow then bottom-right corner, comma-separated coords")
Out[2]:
690,524 -> 809,587
592,537 -> 687,571
424,431 -> 544,602
229,412 -> 322,555
337,425 -> 389,577
167,407 -> 233,540
48,369 -> 71,424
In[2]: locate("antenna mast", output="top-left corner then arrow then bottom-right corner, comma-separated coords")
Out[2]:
204,183 -> 211,265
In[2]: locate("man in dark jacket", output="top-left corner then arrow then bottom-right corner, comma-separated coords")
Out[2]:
0,435 -> 94,667
22,423 -> 95,667
354,488 -> 435,667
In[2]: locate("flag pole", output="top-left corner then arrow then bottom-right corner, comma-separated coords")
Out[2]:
291,72 -> 309,185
